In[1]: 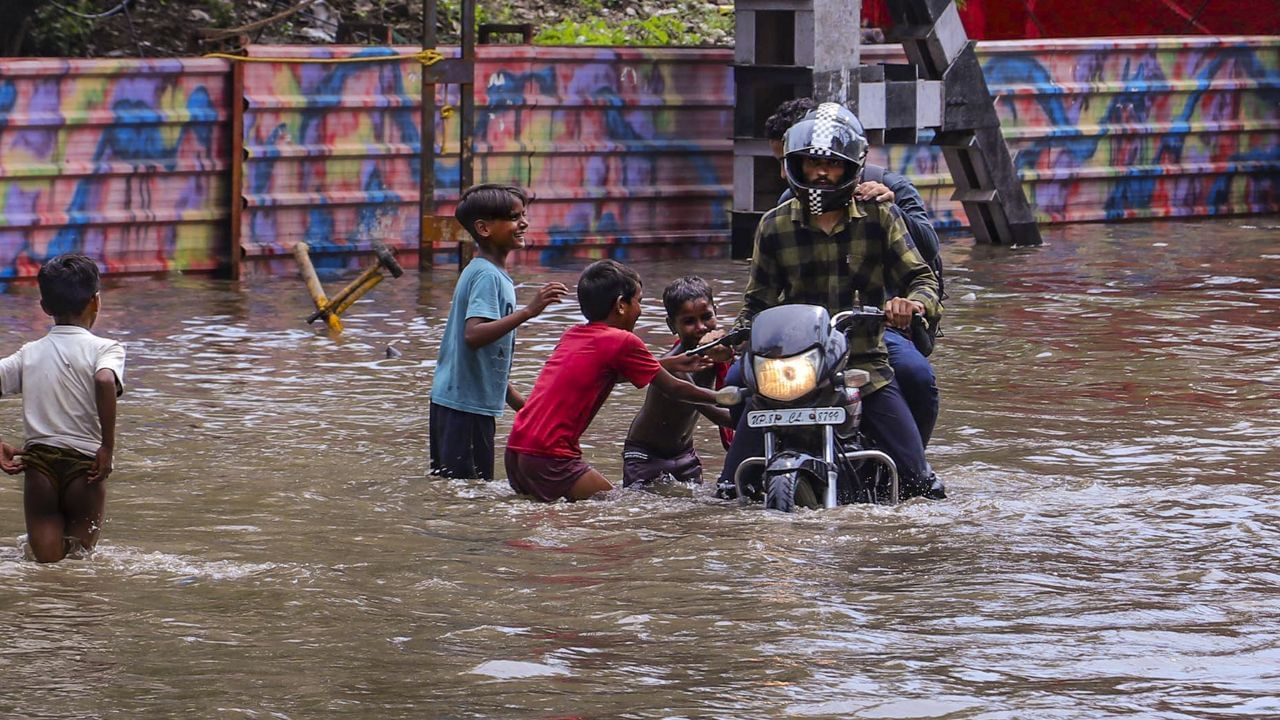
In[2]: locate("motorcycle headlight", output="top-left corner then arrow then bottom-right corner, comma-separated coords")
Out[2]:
753,348 -> 821,402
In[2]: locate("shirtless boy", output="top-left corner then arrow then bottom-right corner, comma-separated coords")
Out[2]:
622,276 -> 734,489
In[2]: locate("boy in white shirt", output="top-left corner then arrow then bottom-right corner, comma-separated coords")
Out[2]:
0,254 -> 125,563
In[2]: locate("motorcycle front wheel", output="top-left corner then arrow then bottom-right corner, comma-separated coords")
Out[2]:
765,473 -> 820,512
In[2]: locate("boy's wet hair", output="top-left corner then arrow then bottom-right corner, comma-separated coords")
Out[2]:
662,276 -> 714,320
764,97 -> 818,141
38,253 -> 100,318
454,183 -> 529,245
577,259 -> 641,322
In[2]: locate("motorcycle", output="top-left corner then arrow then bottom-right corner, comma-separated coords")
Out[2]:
691,303 -> 904,511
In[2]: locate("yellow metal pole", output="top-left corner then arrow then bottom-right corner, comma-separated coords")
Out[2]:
330,273 -> 384,316
292,241 -> 343,332
322,263 -> 383,311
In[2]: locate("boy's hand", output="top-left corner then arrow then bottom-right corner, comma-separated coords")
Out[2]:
88,446 -> 113,484
661,352 -> 713,375
525,282 -> 569,317
698,328 -> 734,363
0,443 -> 23,475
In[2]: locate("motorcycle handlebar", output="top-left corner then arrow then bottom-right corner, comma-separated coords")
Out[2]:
831,306 -> 929,334
683,327 -> 750,357
684,308 -> 927,357
831,307 -> 885,332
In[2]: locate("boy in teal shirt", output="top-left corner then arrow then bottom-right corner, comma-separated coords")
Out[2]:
429,184 -> 567,479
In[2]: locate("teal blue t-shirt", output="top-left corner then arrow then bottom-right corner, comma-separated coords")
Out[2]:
430,258 -> 518,417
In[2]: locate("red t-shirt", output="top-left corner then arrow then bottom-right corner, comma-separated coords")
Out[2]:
714,359 -> 735,451
508,323 -> 662,458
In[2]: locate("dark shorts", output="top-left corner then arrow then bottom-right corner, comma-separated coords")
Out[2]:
429,402 -> 496,480
621,442 -> 703,488
21,444 -> 94,498
504,449 -> 592,503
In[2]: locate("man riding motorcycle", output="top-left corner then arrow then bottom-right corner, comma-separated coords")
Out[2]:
718,102 -> 945,500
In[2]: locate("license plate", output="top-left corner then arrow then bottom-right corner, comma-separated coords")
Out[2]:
747,407 -> 846,428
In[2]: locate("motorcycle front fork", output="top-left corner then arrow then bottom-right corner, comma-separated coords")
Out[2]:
735,427 -> 902,507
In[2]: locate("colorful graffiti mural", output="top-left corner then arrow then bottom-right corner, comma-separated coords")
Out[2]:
864,36 -> 1280,229
239,46 -> 423,270
0,58 -> 230,277
1,37 -> 1275,277
238,45 -> 732,269
463,46 -> 733,266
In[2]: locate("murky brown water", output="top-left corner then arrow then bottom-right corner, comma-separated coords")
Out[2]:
1,218 -> 1278,718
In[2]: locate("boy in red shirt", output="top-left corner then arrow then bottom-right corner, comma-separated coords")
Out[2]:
505,260 -> 720,502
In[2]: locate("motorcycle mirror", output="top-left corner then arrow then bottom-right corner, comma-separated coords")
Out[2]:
841,369 -> 871,388
714,386 -> 745,406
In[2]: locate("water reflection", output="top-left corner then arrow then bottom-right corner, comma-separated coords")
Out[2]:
0,219 -> 1277,718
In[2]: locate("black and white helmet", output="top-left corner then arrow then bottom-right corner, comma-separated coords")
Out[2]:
782,102 -> 870,215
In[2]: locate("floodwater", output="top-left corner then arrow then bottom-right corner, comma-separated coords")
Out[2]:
0,218 -> 1277,718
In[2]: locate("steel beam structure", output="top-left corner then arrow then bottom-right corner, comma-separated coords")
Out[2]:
731,0 -> 1041,256
419,0 -> 477,270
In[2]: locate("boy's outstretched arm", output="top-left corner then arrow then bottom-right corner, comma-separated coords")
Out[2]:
88,368 -> 117,484
654,354 -> 732,426
694,403 -> 734,428
658,353 -> 712,375
464,281 -> 569,350
651,368 -> 718,406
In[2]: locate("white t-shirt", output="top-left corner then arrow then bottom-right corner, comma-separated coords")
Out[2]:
0,325 -> 126,457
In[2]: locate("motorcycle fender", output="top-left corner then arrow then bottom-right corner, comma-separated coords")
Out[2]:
765,451 -> 829,480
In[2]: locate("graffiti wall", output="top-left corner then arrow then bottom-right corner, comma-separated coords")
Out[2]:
238,45 -> 732,269
1,37 -> 1275,277
0,58 -> 230,277
864,36 -> 1280,229
461,46 -> 734,265
238,46 -> 423,270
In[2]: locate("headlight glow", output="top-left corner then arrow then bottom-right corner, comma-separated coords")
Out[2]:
754,348 -> 821,401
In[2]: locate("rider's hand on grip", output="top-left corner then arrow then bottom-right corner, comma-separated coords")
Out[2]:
884,297 -> 925,330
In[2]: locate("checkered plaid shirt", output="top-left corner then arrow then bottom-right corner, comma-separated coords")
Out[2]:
734,198 -> 942,393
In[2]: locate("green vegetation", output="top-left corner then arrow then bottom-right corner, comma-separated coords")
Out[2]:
534,9 -> 734,46
4,0 -> 738,57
